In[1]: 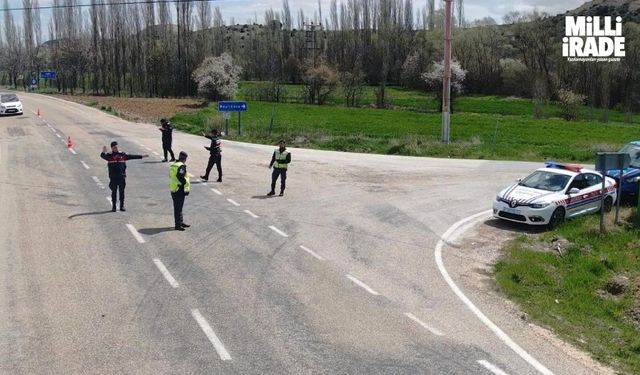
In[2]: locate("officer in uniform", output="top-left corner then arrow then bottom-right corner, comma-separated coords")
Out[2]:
169,151 -> 191,231
267,140 -> 291,196
200,129 -> 222,182
159,118 -> 176,162
101,141 -> 148,212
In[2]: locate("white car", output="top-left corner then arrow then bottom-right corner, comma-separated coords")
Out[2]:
0,93 -> 24,115
493,163 -> 617,229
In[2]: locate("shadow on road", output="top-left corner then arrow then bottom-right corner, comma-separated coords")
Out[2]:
482,218 -> 546,234
250,195 -> 278,200
68,210 -> 114,219
143,161 -> 166,164
138,227 -> 175,235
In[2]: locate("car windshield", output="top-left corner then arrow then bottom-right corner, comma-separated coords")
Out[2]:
0,94 -> 19,103
619,143 -> 640,168
519,170 -> 571,192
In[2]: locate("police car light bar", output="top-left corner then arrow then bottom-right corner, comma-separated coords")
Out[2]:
544,161 -> 583,172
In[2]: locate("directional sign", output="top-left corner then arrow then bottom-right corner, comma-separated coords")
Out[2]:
218,101 -> 247,112
40,71 -> 57,79
31,78 -> 37,85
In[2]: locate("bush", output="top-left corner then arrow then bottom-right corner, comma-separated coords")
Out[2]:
558,89 -> 586,121
302,60 -> 338,105
192,53 -> 242,102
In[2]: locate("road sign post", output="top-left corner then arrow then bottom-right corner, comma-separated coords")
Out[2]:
218,101 -> 247,136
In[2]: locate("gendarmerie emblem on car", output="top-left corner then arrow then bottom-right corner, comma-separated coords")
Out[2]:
509,199 -> 518,208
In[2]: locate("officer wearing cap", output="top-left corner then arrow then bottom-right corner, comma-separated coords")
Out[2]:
159,118 -> 176,162
101,141 -> 149,212
267,139 -> 291,196
200,128 -> 222,182
169,151 -> 191,231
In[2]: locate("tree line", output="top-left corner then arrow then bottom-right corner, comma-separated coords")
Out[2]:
1,0 -> 639,114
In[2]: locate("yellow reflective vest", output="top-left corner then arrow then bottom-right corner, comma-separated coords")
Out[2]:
274,149 -> 290,169
169,161 -> 191,193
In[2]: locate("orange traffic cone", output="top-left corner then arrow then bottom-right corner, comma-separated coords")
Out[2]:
67,136 -> 73,149
37,108 -> 41,117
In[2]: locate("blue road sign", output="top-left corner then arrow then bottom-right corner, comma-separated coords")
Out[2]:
40,71 -> 57,79
31,79 -> 37,85
218,101 -> 247,112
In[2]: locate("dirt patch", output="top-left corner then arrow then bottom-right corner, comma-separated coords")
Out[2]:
52,94 -> 205,124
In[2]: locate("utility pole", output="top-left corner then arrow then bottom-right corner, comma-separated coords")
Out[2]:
441,0 -> 453,144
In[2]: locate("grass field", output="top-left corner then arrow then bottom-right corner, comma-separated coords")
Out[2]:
494,210 -> 640,374
171,96 -> 639,162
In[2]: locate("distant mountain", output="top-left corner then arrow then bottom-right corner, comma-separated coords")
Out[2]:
566,0 -> 640,21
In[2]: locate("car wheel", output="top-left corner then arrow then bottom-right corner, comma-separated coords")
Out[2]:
548,207 -> 565,230
603,196 -> 613,213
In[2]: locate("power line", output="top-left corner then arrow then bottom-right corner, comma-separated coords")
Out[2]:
0,0 -> 220,12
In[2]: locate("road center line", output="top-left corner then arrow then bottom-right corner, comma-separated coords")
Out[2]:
404,313 -> 444,336
226,198 -> 240,206
69,148 -> 77,155
152,151 -> 159,156
153,258 -> 179,288
299,245 -> 325,261
144,147 -> 152,151
211,188 -> 223,195
126,224 -> 146,244
190,309 -> 232,361
268,225 -> 288,237
80,161 -> 90,169
346,274 -> 379,295
55,133 -> 61,138
244,209 -> 259,218
188,173 -> 195,178
92,176 -> 102,184
477,360 -> 510,375
435,210 -> 553,375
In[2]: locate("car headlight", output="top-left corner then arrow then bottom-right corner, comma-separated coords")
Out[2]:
531,202 -> 550,209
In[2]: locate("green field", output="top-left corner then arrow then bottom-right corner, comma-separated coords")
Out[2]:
495,210 -> 640,374
171,85 -> 639,162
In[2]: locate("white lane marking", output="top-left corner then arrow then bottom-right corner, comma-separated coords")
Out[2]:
152,151 -> 159,156
68,148 -> 77,155
144,147 -> 152,151
299,245 -> 325,261
201,182 -> 208,187
268,225 -> 288,238
80,161 -> 90,169
211,188 -> 223,195
404,312 -> 444,336
477,360 -> 510,375
126,224 -> 146,244
92,176 -> 102,184
191,309 -> 232,361
188,173 -> 195,178
226,198 -> 240,206
346,275 -> 379,295
55,133 -> 62,138
244,210 -> 259,219
153,258 -> 179,288
106,196 -> 112,205
435,210 -> 554,375
60,138 -> 66,144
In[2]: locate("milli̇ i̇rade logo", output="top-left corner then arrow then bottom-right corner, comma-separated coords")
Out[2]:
563,16 -> 625,62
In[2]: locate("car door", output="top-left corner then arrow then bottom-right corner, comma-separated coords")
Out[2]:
583,173 -> 605,213
565,174 -> 593,218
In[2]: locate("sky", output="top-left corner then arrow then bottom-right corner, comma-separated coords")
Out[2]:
1,0 -> 588,30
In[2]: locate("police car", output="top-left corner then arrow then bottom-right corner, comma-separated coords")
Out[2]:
493,162 -> 617,229
0,93 -> 23,115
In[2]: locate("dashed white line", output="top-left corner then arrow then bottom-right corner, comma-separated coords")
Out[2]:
477,360 -> 510,375
60,138 -> 66,143
80,161 -> 90,169
211,188 -> 223,195
201,182 -> 208,186
268,225 -> 288,237
244,210 -> 259,218
153,258 -> 179,288
226,198 -> 240,206
144,147 -> 152,151
191,309 -> 232,361
68,148 -> 77,155
188,173 -> 195,178
299,245 -> 325,261
346,274 -> 379,295
404,313 -> 444,336
126,224 -> 146,244
92,176 -> 102,184
152,151 -> 159,156
435,210 -> 554,375
106,196 -> 112,205
55,133 -> 62,138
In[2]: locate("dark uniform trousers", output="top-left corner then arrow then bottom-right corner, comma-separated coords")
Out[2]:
163,142 -> 175,161
204,154 -> 222,180
171,191 -> 186,227
109,178 -> 126,208
271,168 -> 287,193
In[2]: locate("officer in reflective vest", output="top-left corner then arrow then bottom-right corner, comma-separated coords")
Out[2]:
169,151 -> 191,231
267,140 -> 291,196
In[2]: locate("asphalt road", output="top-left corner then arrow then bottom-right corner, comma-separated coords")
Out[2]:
0,93 -> 613,374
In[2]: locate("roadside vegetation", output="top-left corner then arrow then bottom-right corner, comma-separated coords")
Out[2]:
168,83 -> 639,163
494,209 -> 640,374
